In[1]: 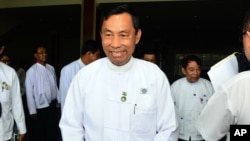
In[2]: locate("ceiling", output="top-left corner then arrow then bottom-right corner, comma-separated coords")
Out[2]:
1,0 -> 249,79
0,0 -> 249,50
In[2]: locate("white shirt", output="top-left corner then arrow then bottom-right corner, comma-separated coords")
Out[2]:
17,67 -> 26,96
25,63 -> 59,115
196,71 -> 250,141
0,62 -> 27,141
59,57 -> 179,141
171,77 -> 214,140
59,58 -> 85,110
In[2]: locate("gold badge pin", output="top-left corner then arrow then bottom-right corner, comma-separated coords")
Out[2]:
121,96 -> 127,102
121,91 -> 127,102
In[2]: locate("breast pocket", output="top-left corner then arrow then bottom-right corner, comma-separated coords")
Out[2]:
131,104 -> 156,134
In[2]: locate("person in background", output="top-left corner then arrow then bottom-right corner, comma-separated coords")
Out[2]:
59,4 -> 179,141
204,9 -> 250,141
0,54 -> 10,65
171,55 -> 214,141
209,9 -> 250,89
196,70 -> 250,141
141,41 -> 157,64
59,39 -> 102,111
12,60 -> 29,138
197,10 -> 250,140
235,9 -> 250,72
0,42 -> 27,141
0,53 -> 26,97
142,51 -> 157,64
12,60 -> 26,97
25,45 -> 60,141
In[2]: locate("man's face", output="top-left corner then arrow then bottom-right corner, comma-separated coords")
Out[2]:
89,50 -> 101,63
34,47 -> 47,64
143,54 -> 156,64
243,31 -> 250,61
181,61 -> 201,83
0,55 -> 10,65
100,12 -> 141,66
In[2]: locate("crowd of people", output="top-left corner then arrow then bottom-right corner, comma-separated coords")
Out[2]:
0,3 -> 250,141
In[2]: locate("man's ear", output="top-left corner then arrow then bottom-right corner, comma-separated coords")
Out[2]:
246,31 -> 250,36
86,51 -> 92,56
181,67 -> 186,75
135,29 -> 142,45
0,46 -> 5,55
34,53 -> 37,59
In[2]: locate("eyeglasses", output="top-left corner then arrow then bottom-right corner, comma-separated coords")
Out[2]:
36,52 -> 47,55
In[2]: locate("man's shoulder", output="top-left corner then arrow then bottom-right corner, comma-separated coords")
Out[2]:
198,78 -> 214,91
61,60 -> 79,72
199,78 -> 212,84
74,58 -> 106,78
65,59 -> 80,67
171,77 -> 185,86
91,57 -> 107,65
26,64 -> 36,72
83,58 -> 106,70
46,63 -> 54,68
0,62 -> 16,74
230,71 -> 250,83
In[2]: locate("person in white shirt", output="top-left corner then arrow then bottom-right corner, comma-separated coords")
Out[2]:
59,39 -> 101,111
171,55 -> 214,141
0,44 -> 27,141
0,54 -> 10,65
25,45 -> 59,141
59,4 -> 179,141
208,9 -> 250,91
196,9 -> 250,141
196,70 -> 250,141
12,61 -> 26,97
235,9 -> 250,72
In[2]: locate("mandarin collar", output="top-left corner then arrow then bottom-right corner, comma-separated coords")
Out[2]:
78,58 -> 85,67
36,62 -> 46,67
185,77 -> 200,85
107,57 -> 134,72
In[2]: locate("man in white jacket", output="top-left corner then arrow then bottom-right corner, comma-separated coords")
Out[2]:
59,40 -> 101,111
0,43 -> 27,141
25,45 -> 59,141
196,71 -> 250,141
60,4 -> 179,141
171,55 -> 214,141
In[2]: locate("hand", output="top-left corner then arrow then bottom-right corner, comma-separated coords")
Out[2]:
18,134 -> 25,141
30,114 -> 38,119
